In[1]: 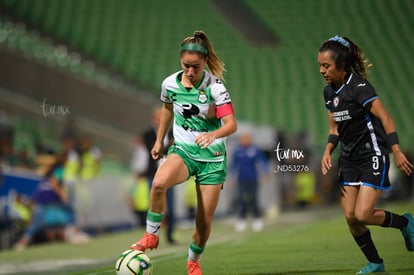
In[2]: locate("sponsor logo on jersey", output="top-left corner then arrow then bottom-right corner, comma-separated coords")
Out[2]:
332,110 -> 352,122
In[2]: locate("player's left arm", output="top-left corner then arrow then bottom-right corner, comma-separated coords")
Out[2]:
196,112 -> 237,149
212,113 -> 237,139
196,81 -> 237,148
369,98 -> 413,175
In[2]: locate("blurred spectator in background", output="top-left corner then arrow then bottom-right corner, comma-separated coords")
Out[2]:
14,152 -> 70,250
12,193 -> 32,226
35,149 -> 57,176
294,171 -> 316,208
229,132 -> 269,232
60,135 -> 90,244
73,135 -> 101,229
62,135 -> 80,184
142,108 -> 163,185
142,107 -> 176,244
80,135 -> 101,181
128,134 -> 150,228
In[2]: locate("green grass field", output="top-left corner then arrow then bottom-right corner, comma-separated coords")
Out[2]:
1,201 -> 413,275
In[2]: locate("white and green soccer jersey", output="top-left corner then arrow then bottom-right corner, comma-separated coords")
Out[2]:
161,70 -> 234,162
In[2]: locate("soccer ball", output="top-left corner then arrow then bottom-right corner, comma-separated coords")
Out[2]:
115,249 -> 153,275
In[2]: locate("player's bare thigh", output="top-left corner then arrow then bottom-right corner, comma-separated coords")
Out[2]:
152,153 -> 189,189
340,185 -> 359,219
354,185 -> 384,224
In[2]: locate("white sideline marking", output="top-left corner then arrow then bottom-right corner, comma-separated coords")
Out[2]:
0,258 -> 109,274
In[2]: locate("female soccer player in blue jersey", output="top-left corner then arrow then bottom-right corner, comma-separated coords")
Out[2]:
130,30 -> 237,275
319,35 -> 414,274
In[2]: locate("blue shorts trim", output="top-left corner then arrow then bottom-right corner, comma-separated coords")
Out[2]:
342,181 -> 392,191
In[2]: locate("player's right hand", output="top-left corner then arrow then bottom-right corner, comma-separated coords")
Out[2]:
321,151 -> 332,176
151,142 -> 164,160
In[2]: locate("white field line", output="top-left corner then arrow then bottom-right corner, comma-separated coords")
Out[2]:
0,227 -> 242,275
0,208 -> 342,274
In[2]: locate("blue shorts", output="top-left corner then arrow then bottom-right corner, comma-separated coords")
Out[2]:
339,155 -> 391,190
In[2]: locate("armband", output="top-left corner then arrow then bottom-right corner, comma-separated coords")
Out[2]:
386,132 -> 399,147
216,103 -> 234,118
328,134 -> 339,146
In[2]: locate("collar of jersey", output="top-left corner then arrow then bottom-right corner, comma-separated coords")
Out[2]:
176,70 -> 206,91
332,73 -> 353,94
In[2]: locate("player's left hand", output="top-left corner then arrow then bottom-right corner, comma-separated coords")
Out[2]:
394,151 -> 413,176
195,133 -> 216,149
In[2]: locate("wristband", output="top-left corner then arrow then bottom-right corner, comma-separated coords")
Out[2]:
328,134 -> 339,146
386,132 -> 399,147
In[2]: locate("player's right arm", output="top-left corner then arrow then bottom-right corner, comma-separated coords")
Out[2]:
321,111 -> 338,175
151,103 -> 173,160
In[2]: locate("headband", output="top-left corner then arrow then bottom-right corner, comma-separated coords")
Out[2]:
180,43 -> 208,54
328,35 -> 350,48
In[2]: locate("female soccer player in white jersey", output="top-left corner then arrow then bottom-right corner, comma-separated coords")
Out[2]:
130,30 -> 237,275
319,35 -> 414,274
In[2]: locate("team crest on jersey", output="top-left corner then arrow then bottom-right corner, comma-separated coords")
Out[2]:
198,90 -> 208,103
333,96 -> 339,107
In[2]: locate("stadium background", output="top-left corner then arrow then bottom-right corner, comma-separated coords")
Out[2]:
0,0 -> 413,242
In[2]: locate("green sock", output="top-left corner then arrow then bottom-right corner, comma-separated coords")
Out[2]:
188,242 -> 205,261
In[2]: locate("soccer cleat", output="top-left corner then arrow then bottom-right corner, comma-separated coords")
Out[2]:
356,262 -> 385,274
401,213 -> 414,252
130,233 -> 159,252
187,260 -> 202,275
